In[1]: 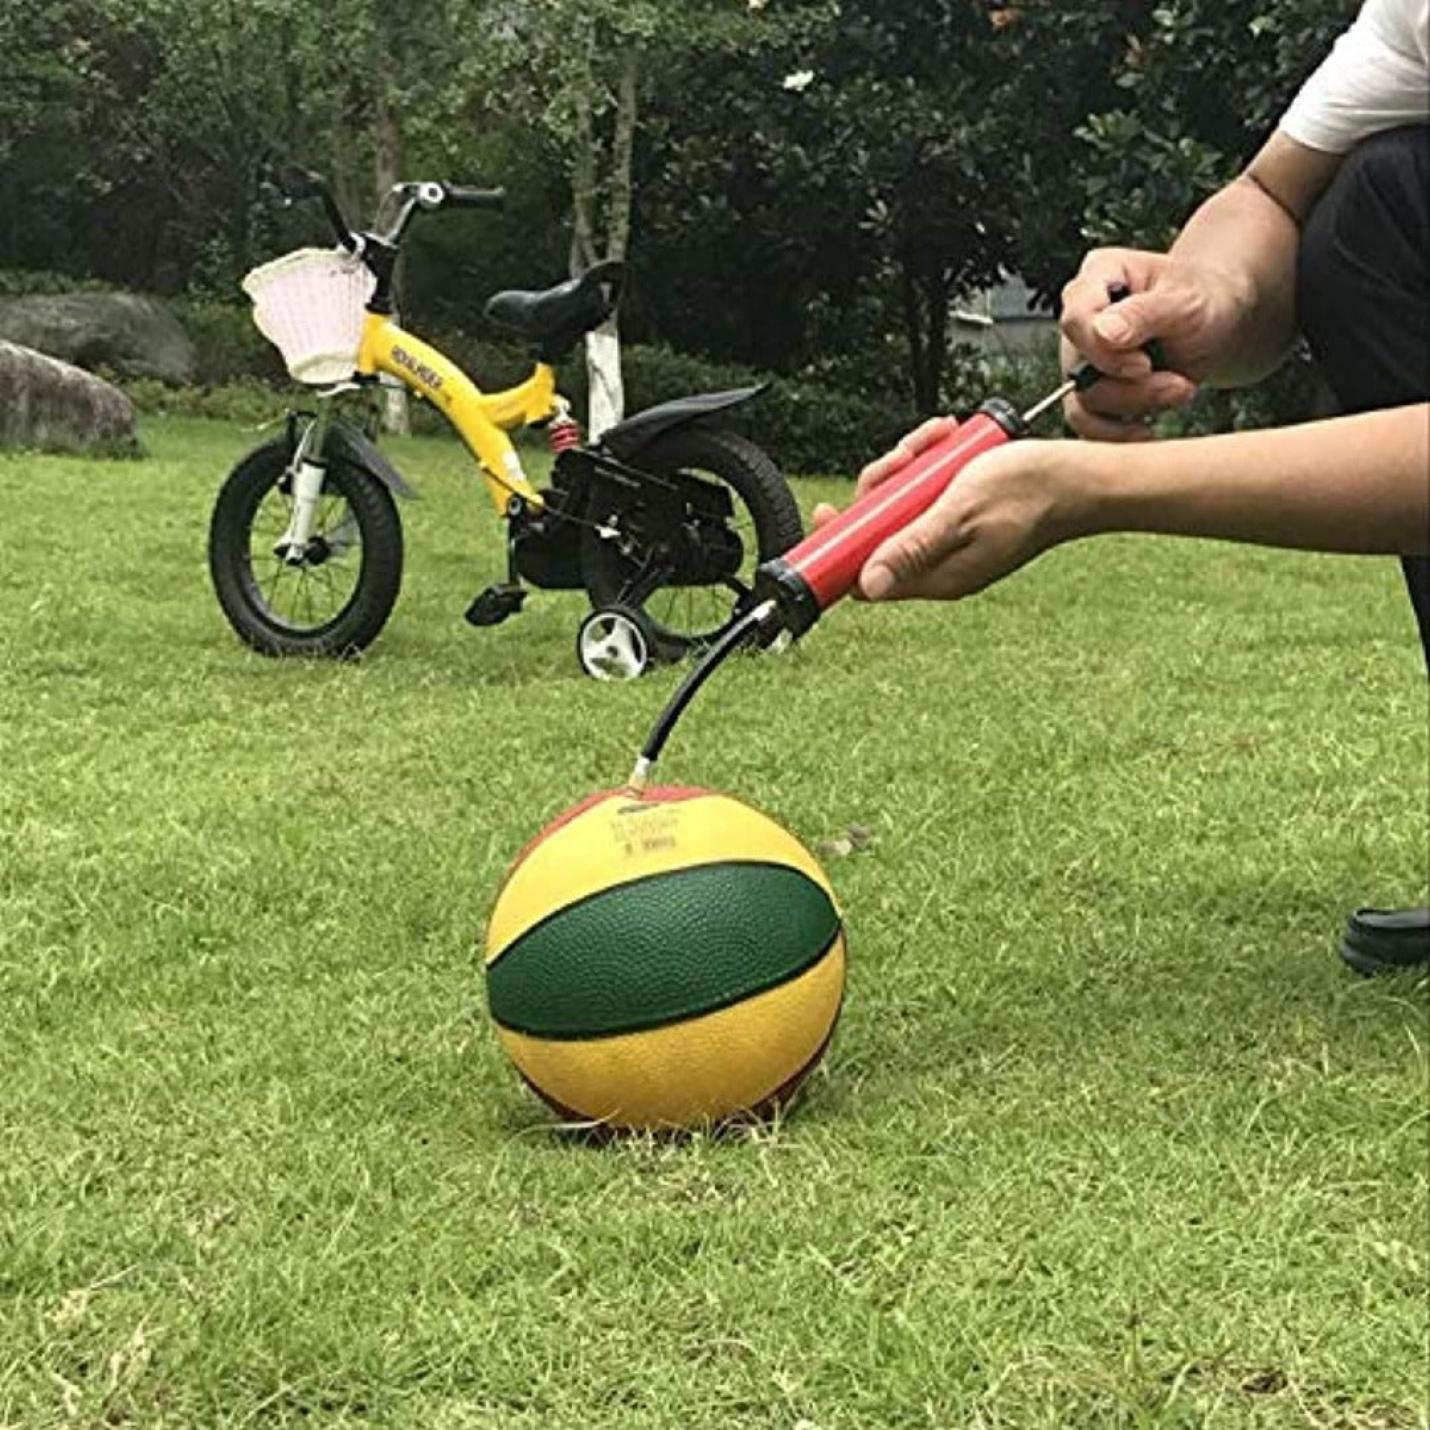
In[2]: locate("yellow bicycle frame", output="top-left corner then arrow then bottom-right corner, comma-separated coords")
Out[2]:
356,311 -> 558,514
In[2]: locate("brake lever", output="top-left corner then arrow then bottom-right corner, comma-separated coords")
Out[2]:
256,177 -> 291,210
275,163 -> 321,201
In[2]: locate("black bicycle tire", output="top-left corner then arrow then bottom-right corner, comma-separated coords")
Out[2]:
580,425 -> 802,654
208,437 -> 404,658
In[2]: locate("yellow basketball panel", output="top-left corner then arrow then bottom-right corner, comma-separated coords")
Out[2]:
496,935 -> 846,1129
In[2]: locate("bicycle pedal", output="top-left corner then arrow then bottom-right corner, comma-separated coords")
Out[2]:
464,584 -> 528,628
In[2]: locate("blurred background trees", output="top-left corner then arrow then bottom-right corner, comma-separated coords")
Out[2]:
0,0 -> 1357,461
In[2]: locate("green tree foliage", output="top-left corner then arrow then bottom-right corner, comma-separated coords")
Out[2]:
1075,0 -> 1357,248
432,0 -> 842,428
0,0 -> 1367,430
0,0 -> 500,294
1,0 -> 319,289
632,1 -> 1135,412
1066,0 -> 1356,427
630,2 -> 868,373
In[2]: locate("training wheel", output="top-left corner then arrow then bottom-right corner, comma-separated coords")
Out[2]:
577,606 -> 654,681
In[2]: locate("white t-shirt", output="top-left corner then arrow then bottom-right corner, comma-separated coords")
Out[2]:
1280,0 -> 1430,153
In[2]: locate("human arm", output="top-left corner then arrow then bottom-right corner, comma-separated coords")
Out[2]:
1055,0 -> 1430,437
1059,133 -> 1344,441
815,404 -> 1430,602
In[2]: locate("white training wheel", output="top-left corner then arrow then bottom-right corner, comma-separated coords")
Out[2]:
577,607 -> 653,681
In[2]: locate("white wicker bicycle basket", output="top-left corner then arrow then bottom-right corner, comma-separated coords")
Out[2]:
241,247 -> 376,385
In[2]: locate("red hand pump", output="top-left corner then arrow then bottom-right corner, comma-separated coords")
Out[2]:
627,399 -> 1033,790
627,282 -> 1153,790
751,398 -> 1026,633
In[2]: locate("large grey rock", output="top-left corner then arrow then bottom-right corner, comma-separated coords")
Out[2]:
0,340 -> 140,455
0,291 -> 196,384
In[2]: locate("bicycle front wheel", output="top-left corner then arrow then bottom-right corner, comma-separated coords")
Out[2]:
208,437 -> 404,658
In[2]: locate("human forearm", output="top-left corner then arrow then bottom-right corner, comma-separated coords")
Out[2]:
1059,134 -> 1343,435
1167,131 -> 1346,386
827,405 -> 1428,604
1167,175 -> 1301,387
1076,405 -> 1430,554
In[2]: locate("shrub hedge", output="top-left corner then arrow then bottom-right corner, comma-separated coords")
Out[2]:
9,268 -> 1326,475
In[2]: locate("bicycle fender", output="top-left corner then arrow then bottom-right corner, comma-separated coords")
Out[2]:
323,420 -> 419,500
598,383 -> 769,464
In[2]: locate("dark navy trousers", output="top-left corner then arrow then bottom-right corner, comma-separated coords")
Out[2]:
1298,123 -> 1430,671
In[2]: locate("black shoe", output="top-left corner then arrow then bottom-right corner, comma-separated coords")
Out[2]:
1339,906 -> 1430,975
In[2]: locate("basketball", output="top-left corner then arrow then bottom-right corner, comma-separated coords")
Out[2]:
484,786 -> 845,1131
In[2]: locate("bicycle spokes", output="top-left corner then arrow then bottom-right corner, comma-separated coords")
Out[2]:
249,484 -> 363,632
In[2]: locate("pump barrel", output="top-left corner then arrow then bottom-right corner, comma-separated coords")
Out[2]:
753,400 -> 1024,635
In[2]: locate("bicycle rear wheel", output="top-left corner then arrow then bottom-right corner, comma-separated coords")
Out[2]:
581,426 -> 802,659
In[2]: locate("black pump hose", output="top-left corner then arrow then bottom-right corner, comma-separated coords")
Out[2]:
627,599 -> 777,790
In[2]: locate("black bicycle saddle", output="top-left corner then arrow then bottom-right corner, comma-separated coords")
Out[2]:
484,260 -> 624,348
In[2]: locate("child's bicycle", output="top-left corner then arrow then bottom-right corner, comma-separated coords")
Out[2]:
207,167 -> 803,679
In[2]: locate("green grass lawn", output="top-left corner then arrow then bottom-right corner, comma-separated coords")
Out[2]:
1,415 -> 1426,1429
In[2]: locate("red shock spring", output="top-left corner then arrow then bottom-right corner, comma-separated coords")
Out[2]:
548,414 -> 582,454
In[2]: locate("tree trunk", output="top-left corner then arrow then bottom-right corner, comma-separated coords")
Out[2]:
900,257 -> 952,417
373,77 -> 410,436
919,272 -> 951,415
584,49 -> 638,441
900,261 -> 927,415
568,24 -> 600,279
605,51 -> 638,263
330,93 -> 364,239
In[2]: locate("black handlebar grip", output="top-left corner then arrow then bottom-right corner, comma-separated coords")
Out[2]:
443,185 -> 507,211
1069,280 -> 1168,391
271,163 -> 323,201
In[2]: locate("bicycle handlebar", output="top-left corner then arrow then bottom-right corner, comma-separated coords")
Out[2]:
269,163 -> 358,252
442,184 -> 506,211
262,164 -> 506,266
